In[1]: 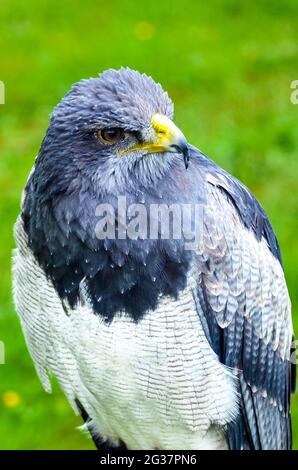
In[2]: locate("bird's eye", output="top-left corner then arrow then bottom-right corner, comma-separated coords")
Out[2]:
97,128 -> 124,145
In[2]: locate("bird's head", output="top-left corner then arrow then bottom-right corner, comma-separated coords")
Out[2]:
42,68 -> 190,194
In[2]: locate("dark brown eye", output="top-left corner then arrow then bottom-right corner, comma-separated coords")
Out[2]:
97,128 -> 124,145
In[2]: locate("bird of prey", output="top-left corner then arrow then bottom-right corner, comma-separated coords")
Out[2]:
13,68 -> 295,450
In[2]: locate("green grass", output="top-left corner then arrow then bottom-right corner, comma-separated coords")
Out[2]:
0,0 -> 297,449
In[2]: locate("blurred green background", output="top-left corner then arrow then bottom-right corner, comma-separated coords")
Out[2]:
0,0 -> 297,450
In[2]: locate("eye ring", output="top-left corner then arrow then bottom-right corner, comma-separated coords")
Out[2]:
97,128 -> 124,145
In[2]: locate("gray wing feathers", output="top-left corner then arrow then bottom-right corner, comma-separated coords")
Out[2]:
194,183 -> 294,449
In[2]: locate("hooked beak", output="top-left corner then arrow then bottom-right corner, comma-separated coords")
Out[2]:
120,113 -> 190,169
150,114 -> 190,169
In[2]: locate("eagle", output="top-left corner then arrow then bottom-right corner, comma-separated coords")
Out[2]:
13,68 -> 295,450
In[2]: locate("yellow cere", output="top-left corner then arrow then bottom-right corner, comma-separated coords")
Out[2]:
151,113 -> 173,136
118,114 -> 183,156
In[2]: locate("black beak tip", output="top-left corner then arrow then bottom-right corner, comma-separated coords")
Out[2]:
170,143 -> 190,170
183,147 -> 190,170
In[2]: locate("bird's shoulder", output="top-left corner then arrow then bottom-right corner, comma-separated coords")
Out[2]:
190,145 -> 282,266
